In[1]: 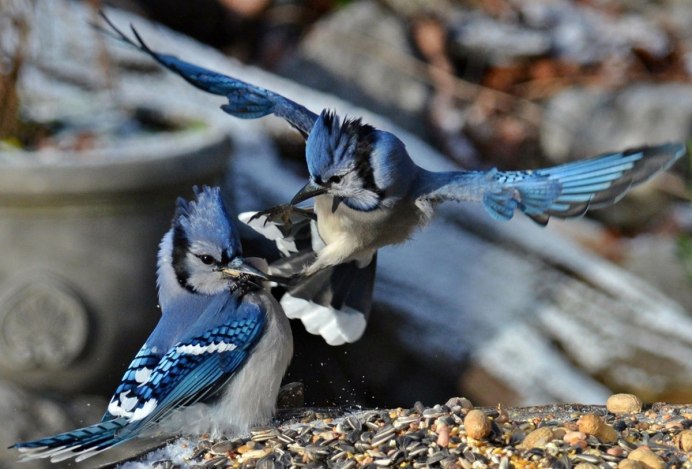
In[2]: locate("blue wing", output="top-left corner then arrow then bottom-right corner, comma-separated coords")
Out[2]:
99,13 -> 318,138
106,302 -> 265,430
418,142 -> 686,225
12,302 -> 265,462
102,345 -> 163,421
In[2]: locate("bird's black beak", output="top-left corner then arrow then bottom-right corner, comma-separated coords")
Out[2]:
221,257 -> 267,280
291,181 -> 327,205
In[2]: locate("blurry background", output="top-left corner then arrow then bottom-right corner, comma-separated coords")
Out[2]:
0,0 -> 690,466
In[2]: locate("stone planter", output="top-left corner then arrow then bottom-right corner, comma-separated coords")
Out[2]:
0,126 -> 230,394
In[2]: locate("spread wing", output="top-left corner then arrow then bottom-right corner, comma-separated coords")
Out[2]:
99,13 -> 318,138
417,142 -> 686,225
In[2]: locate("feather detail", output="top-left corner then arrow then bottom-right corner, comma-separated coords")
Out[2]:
99,12 -> 317,137
12,418 -> 129,463
419,143 -> 686,224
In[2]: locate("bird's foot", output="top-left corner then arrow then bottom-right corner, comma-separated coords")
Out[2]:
249,204 -> 314,234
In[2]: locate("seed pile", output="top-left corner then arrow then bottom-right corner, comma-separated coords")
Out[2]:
143,397 -> 691,468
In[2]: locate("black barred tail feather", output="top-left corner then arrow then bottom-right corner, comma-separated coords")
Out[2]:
272,253 -> 376,345
12,418 -> 130,463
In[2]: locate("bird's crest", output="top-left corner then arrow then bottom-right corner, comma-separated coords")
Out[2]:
173,186 -> 241,256
306,110 -> 375,178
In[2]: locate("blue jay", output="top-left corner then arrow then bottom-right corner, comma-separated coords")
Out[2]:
11,186 -> 293,463
101,16 -> 686,345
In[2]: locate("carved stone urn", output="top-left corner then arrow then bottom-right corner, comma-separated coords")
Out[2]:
0,127 -> 230,394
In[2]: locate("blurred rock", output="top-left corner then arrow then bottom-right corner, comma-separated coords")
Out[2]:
448,11 -> 551,66
517,0 -> 672,65
541,83 -> 692,162
542,96 -> 686,229
219,0 -> 269,19
621,234 -> 692,313
410,15 -> 485,168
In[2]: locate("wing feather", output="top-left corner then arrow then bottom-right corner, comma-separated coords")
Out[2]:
418,142 -> 686,224
105,303 -> 265,437
99,13 -> 318,138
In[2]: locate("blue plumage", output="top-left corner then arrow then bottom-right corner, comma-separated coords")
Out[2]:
305,111 -> 363,178
101,346 -> 161,422
420,144 -> 682,224
100,16 -> 686,345
106,304 -> 263,423
99,13 -> 317,137
12,187 -> 292,462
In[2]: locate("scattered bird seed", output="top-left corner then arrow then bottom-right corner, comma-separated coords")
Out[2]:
124,400 -> 690,468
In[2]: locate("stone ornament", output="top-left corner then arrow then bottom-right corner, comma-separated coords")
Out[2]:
0,271 -> 89,370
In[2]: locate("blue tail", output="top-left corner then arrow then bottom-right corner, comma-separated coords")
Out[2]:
12,418 -> 131,463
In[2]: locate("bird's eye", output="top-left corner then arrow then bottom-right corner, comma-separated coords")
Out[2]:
329,175 -> 342,184
197,255 -> 215,265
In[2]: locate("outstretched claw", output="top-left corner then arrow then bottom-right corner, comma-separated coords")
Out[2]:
249,204 -> 315,235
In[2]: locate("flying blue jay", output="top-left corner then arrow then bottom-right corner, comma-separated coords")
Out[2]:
11,186 -> 293,463
101,16 -> 686,346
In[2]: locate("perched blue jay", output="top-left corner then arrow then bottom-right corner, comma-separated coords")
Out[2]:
11,186 -> 293,462
101,16 -> 686,345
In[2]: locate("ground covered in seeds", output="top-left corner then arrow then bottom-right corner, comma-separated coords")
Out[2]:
119,399 -> 691,469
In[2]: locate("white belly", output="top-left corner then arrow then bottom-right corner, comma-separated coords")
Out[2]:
314,195 -> 426,260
